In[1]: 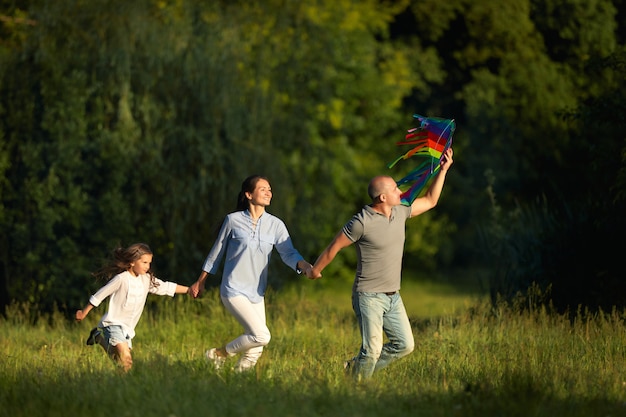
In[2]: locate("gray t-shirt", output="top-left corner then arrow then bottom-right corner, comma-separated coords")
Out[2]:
342,204 -> 412,293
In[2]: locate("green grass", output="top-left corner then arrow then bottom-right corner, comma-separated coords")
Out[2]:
1,279 -> 626,417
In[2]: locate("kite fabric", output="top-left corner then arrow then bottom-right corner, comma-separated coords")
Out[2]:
388,114 -> 455,205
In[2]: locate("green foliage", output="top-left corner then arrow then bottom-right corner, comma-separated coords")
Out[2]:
1,0 -> 625,313
477,70 -> 626,313
477,176 -> 556,307
402,0 -> 626,310
0,0 -> 442,311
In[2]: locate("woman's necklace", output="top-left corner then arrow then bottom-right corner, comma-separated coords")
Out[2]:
247,209 -> 262,237
250,215 -> 259,237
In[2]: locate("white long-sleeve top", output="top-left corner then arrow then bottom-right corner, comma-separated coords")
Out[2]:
89,270 -> 178,339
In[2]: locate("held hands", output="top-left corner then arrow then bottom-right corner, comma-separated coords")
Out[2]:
298,261 -> 321,280
305,266 -> 322,280
189,280 -> 205,299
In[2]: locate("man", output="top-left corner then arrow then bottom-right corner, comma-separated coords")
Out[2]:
307,147 -> 453,380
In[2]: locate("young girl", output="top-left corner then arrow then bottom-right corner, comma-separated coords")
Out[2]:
76,243 -> 189,372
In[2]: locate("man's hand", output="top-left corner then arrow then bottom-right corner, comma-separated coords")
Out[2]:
440,147 -> 454,171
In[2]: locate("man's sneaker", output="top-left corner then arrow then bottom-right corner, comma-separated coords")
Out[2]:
205,348 -> 226,370
86,328 -> 102,346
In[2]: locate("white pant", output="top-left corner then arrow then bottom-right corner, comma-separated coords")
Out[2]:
221,295 -> 271,370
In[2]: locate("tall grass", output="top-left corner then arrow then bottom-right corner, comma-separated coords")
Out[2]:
1,280 -> 625,417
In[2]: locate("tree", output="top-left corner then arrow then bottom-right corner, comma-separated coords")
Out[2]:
0,0 -> 445,312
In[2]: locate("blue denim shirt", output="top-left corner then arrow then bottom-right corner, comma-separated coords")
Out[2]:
202,210 -> 303,303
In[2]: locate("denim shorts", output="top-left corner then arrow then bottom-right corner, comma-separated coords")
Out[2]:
103,325 -> 132,349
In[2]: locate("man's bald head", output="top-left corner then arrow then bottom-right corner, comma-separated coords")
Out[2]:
368,176 -> 395,201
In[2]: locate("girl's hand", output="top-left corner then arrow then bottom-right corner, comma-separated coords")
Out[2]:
75,310 -> 86,322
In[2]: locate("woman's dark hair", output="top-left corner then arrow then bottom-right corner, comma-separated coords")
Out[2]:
235,174 -> 269,211
92,243 -> 159,288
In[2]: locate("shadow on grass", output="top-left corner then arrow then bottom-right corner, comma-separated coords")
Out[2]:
3,353 -> 624,417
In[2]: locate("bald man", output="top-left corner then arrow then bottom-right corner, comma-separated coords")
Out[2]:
308,148 -> 454,381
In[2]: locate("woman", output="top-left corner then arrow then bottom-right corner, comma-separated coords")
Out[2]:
190,174 -> 312,372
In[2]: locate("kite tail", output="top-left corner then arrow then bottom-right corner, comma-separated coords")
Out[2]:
398,165 -> 441,206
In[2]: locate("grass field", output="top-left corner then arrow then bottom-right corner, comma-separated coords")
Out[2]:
1,277 -> 625,417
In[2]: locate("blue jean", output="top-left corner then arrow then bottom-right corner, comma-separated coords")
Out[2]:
351,291 -> 415,380
103,325 -> 132,349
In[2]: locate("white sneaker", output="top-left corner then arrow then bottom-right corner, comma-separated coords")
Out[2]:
205,348 -> 226,370
235,358 -> 255,373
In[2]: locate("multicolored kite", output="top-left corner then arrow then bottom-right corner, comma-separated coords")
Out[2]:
388,114 -> 455,205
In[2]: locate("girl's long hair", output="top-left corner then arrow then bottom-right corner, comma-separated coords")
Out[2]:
92,243 -> 159,288
235,174 -> 269,211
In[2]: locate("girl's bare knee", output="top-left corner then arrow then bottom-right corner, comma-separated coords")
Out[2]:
121,354 -> 133,372
113,343 -> 133,372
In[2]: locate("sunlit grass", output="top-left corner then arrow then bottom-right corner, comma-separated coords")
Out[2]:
1,279 -> 625,417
